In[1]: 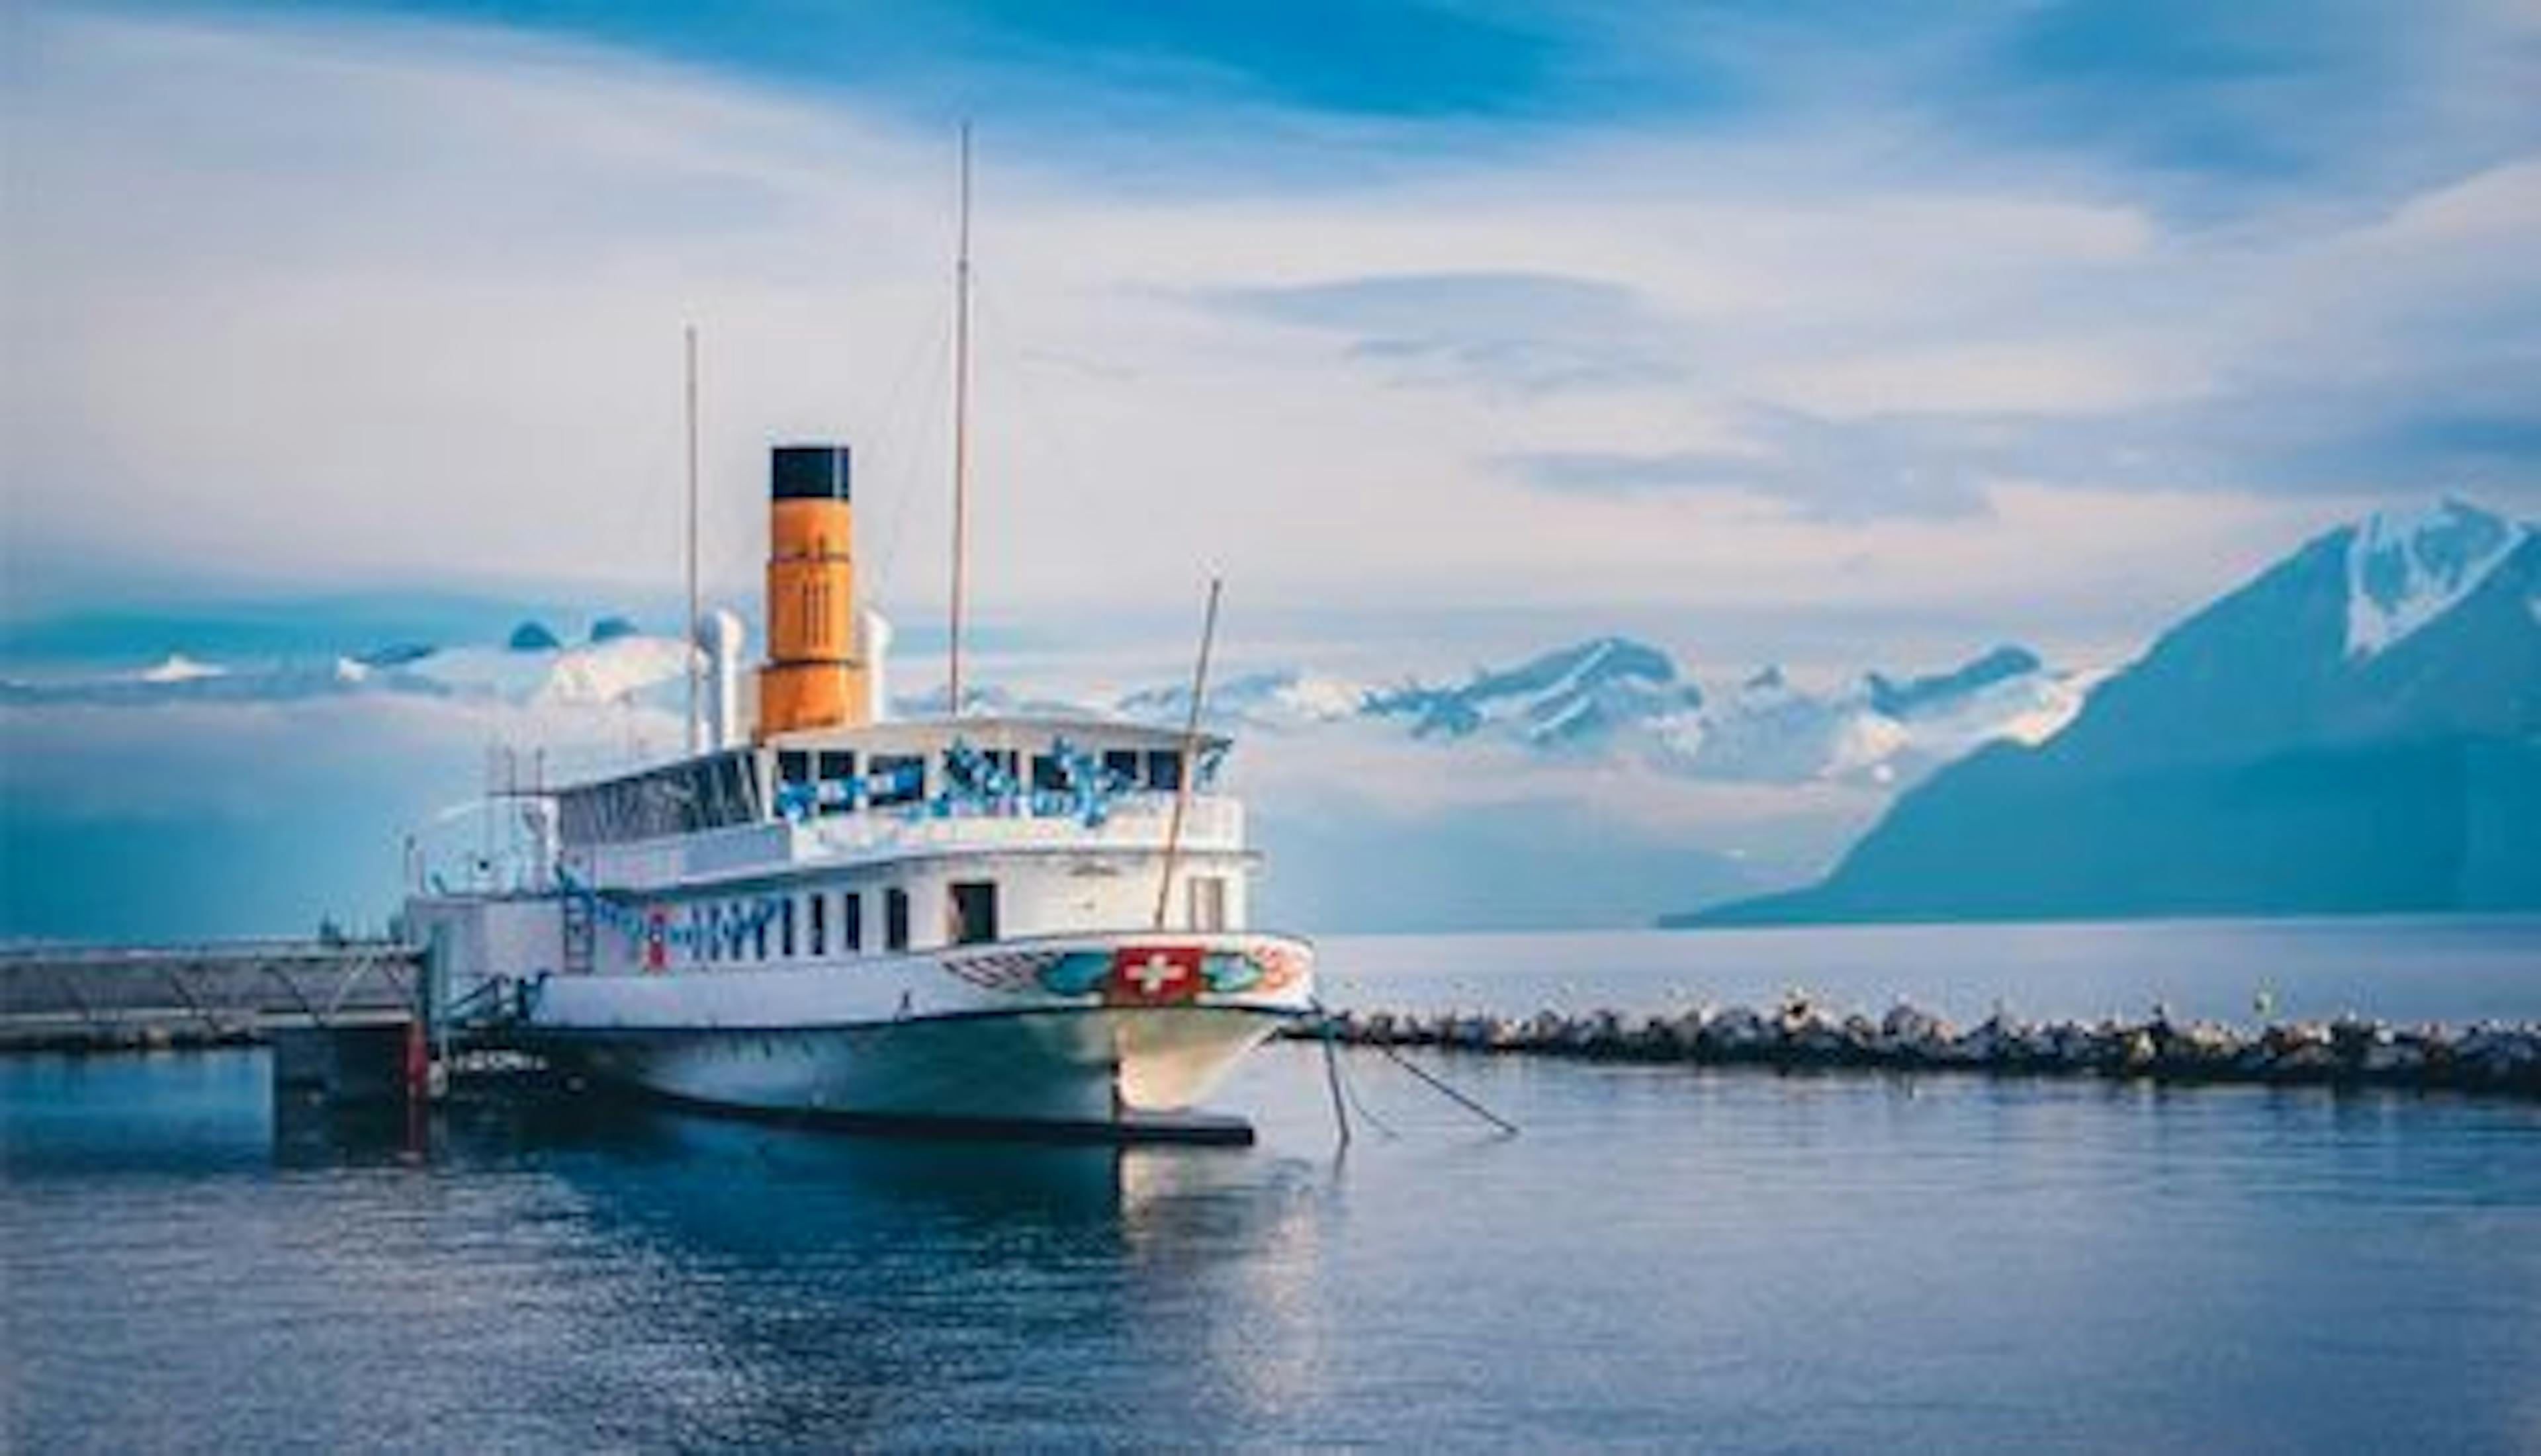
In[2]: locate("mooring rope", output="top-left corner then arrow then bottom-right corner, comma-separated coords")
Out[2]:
1312,1002 -> 1517,1139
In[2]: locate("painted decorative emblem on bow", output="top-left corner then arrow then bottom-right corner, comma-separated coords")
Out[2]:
1104,945 -> 1204,1006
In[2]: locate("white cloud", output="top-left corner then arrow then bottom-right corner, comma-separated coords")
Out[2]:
3,5 -> 2533,687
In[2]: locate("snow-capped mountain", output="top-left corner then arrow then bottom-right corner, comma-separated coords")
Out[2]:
136,653 -> 226,685
6,585 -> 2095,798
1364,636 -> 1701,751
1699,499 -> 2541,923
2345,499 -> 2528,660
1,623 -> 698,712
1116,669 -> 1371,729
22,634 -> 2063,800
1274,635 -> 2090,789
425,617 -> 693,707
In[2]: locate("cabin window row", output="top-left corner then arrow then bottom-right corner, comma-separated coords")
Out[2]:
775,747 -> 1194,815
684,886 -> 913,964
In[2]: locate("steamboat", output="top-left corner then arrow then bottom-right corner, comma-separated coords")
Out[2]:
406,134 -> 1314,1138
406,443 -> 1315,1136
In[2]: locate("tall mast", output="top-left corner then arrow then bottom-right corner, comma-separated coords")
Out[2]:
683,323 -> 702,755
947,122 -> 975,718
1153,577 -> 1223,931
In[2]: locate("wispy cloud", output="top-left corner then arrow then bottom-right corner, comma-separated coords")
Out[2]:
1204,271 -> 1680,396
1499,410 -> 1994,523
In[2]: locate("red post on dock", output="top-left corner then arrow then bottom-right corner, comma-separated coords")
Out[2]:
402,1017 -> 429,1103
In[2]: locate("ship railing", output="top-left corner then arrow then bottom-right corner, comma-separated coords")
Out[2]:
805,792 -> 1243,858
571,794 -> 1246,891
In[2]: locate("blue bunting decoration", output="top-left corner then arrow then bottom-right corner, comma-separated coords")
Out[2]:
775,781 -> 817,823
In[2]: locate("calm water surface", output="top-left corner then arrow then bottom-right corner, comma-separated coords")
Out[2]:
6,921 -> 2540,1453
1320,915 -> 2541,1025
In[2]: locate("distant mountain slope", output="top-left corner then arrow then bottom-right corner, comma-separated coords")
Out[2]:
1127,634 -> 2089,789
1364,636 -> 1698,750
9,618 -> 2086,796
1688,501 -> 2541,925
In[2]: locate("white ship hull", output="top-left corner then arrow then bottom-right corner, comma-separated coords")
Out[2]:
510,931 -> 1314,1131
531,1006 -> 1292,1127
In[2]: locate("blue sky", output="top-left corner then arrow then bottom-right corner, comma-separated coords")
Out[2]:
4,0 -> 2538,937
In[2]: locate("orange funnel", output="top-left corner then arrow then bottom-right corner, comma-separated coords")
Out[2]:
757,445 -> 869,736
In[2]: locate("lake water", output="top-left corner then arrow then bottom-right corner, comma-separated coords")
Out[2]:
1319,916 -> 2541,1026
7,920 -> 2540,1452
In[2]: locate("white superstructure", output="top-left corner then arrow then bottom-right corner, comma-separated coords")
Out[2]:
406,708 -> 1314,1130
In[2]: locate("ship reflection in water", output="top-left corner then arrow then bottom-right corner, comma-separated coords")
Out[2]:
267,1070 -> 1337,1448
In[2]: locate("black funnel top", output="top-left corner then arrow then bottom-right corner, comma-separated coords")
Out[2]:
772,445 -> 852,501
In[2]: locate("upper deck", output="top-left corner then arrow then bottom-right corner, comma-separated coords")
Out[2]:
551,714 -> 1244,893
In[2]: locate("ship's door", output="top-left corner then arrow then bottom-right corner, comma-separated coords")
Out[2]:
562,888 -> 595,974
949,880 -> 1000,946
1187,875 -> 1227,933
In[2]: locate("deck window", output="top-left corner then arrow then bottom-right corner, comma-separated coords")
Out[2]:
753,910 -> 770,962
780,897 -> 796,959
1146,750 -> 1184,792
1030,754 -> 1067,793
842,890 -> 864,953
808,892 -> 826,957
949,880 -> 999,946
816,751 -> 858,816
884,888 -> 911,953
869,754 -> 926,808
778,749 -> 812,785
1102,749 -> 1140,787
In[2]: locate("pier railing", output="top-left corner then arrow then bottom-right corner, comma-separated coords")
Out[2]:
0,939 -> 425,1050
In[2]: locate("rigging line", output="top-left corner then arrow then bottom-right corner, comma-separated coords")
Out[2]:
1152,577 -> 1222,931
965,281 -> 1136,575
862,302 -> 957,611
948,119 -> 975,716
683,323 -> 701,756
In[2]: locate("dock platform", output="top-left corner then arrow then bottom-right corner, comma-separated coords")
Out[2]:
0,939 -> 425,1052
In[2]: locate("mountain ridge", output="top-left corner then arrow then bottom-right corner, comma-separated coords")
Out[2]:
1686,501 -> 2541,925
6,624 -> 2088,794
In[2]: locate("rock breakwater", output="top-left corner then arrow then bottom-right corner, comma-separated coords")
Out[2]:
1296,996 -> 2541,1097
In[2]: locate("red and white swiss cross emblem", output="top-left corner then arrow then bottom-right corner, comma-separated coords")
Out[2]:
1106,945 -> 1204,1006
